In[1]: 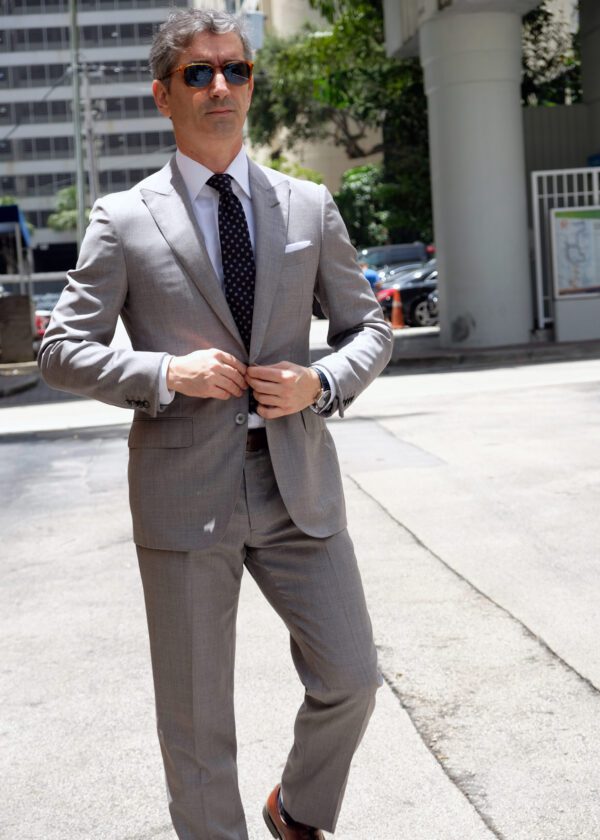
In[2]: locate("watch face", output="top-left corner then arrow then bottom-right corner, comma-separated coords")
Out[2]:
315,390 -> 331,410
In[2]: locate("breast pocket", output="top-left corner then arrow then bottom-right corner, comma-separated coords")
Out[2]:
282,245 -> 313,267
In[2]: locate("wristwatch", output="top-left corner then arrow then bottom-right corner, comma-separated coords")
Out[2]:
311,367 -> 332,414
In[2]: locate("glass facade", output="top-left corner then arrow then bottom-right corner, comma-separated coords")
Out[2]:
0,0 -> 186,14
0,0 -> 182,261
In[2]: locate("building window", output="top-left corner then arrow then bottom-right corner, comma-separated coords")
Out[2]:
46,27 -> 69,48
50,99 -> 67,122
36,137 -> 51,155
53,136 -> 70,155
11,0 -> 69,11
32,101 -> 50,121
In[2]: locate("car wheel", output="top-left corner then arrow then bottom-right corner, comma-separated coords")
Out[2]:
411,297 -> 439,327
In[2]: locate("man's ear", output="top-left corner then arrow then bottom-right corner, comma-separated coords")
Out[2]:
246,76 -> 254,109
152,79 -> 171,118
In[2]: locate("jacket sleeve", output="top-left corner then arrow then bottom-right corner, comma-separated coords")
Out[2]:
38,199 -> 168,417
312,186 -> 393,417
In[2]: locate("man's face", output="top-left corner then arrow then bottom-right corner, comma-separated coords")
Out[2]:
152,30 -> 253,153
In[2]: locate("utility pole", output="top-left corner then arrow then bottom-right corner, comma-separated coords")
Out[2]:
81,63 -> 100,206
69,0 -> 86,250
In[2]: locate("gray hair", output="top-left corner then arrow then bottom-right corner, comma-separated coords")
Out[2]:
149,8 -> 252,85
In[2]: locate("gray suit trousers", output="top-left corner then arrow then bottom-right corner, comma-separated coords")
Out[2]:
137,448 -> 381,840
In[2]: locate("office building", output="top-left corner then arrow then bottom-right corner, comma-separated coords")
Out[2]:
0,0 -> 188,271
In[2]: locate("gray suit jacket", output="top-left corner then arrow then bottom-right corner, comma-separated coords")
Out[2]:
39,158 -> 392,550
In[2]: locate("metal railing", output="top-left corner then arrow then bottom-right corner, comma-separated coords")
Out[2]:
1,271 -> 66,296
532,167 -> 600,328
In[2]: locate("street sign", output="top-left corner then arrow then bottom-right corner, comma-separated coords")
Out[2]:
551,206 -> 600,298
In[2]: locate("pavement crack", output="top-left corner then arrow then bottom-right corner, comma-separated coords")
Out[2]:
349,473 -> 600,839
349,473 -> 600,698
378,669 -> 507,840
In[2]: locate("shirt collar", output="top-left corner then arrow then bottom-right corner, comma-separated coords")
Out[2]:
176,147 -> 251,202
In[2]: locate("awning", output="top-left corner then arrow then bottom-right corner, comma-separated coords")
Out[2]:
0,204 -> 32,248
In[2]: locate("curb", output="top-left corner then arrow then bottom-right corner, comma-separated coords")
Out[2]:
311,329 -> 600,372
0,363 -> 39,397
388,329 -> 600,372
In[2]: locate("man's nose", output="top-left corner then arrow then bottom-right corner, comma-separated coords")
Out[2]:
209,69 -> 229,97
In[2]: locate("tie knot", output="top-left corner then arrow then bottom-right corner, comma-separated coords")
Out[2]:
207,173 -> 233,194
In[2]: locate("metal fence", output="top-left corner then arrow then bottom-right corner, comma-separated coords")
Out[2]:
532,167 -> 600,328
0,271 -> 66,296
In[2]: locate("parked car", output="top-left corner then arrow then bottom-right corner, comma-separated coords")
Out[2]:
33,292 -> 61,338
311,246 -> 433,320
426,289 -> 438,321
376,260 -> 438,327
377,260 -> 429,284
359,242 -> 429,272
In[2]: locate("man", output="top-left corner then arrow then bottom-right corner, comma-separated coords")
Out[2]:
359,260 -> 382,291
39,9 -> 392,839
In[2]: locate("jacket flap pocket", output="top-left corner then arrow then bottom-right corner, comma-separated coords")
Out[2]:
128,418 -> 193,449
300,406 -> 325,434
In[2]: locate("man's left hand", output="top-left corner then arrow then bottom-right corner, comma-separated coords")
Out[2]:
245,362 -> 320,419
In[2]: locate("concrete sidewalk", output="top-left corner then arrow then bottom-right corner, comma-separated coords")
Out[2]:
0,425 -> 494,840
2,350 -> 600,839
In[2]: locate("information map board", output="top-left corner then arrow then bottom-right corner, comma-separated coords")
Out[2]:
551,207 -> 600,298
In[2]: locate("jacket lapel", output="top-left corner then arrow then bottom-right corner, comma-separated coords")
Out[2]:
140,159 -> 242,346
248,160 -> 289,362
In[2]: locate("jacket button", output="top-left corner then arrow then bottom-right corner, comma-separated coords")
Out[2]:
235,412 -> 246,425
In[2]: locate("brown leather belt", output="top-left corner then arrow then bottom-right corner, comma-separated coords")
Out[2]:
246,427 -> 268,452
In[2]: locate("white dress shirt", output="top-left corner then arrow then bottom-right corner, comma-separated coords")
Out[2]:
176,147 -> 255,285
159,148 -> 333,421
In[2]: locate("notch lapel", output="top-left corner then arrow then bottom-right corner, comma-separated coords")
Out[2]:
140,160 -> 243,348
248,162 -> 289,362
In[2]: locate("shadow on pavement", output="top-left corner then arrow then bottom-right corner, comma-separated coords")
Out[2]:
0,375 -> 82,408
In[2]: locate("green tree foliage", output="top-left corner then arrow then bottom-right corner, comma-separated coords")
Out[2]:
47,186 -> 90,232
522,1 -> 581,106
251,0 -> 397,157
248,0 -> 432,243
333,164 -> 389,247
250,0 -> 584,246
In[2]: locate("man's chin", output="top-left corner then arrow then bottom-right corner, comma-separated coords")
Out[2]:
204,117 -> 242,138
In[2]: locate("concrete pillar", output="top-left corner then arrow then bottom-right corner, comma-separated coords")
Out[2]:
420,12 -> 533,347
580,0 -> 600,156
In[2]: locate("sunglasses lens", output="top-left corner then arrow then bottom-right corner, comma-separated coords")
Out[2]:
223,62 -> 252,85
183,64 -> 214,88
180,62 -> 252,88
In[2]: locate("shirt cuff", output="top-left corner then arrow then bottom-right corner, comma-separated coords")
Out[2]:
310,364 -> 335,412
159,355 -> 176,406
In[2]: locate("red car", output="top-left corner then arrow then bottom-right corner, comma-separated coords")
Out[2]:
33,292 -> 61,337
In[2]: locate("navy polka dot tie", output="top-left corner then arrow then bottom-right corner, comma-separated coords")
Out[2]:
207,173 -> 257,412
208,174 -> 255,352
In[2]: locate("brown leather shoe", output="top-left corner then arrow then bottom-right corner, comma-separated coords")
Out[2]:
262,784 -> 325,839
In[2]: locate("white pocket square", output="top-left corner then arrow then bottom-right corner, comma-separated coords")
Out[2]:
285,240 -> 312,254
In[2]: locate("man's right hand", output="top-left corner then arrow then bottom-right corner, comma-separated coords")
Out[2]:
166,349 -> 248,399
